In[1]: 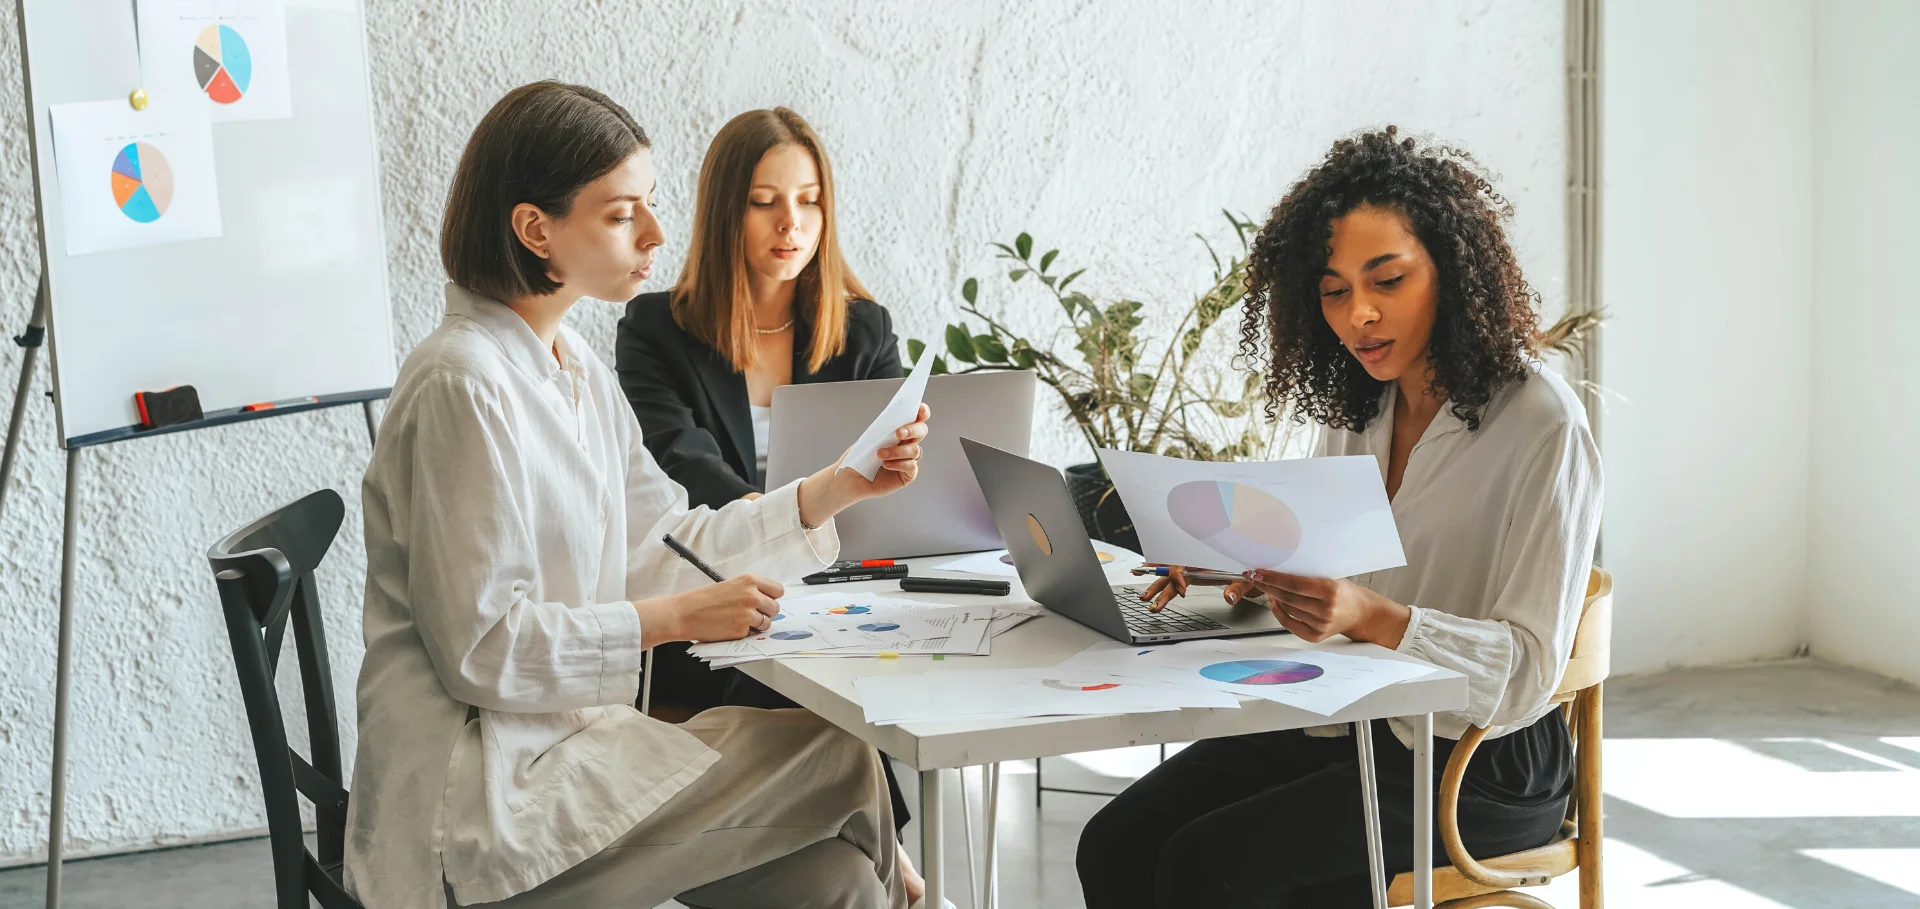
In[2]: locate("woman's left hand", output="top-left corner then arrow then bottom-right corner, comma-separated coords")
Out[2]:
1239,569 -> 1411,648
797,404 -> 930,526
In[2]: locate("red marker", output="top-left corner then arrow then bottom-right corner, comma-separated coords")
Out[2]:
243,396 -> 320,412
859,559 -> 896,568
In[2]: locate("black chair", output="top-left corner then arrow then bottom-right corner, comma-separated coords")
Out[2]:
207,489 -> 362,909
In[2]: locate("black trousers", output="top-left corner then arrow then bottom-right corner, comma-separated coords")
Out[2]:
1076,712 -> 1573,909
644,640 -> 913,832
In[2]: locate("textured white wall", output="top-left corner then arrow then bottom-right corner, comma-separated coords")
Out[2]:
0,0 -> 1565,861
1807,0 -> 1920,685
1599,0 -> 1814,674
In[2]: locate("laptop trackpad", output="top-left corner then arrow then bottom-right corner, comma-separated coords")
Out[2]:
1167,588 -> 1285,631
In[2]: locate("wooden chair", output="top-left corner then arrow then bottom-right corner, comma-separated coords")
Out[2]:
1388,567 -> 1613,909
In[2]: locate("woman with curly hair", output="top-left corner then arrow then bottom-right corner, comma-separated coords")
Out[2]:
1076,127 -> 1603,908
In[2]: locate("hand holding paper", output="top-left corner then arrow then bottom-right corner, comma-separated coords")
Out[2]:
842,349 -> 935,481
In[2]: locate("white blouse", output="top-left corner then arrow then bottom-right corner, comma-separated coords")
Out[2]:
344,285 -> 838,909
1319,363 -> 1602,748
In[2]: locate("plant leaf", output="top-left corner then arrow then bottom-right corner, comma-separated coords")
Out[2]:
973,334 -> 1008,362
1040,249 -> 1059,272
1009,268 -> 1029,282
1059,268 -> 1085,290
962,277 -> 978,305
1016,232 -> 1033,260
932,356 -> 950,376
945,324 -> 978,363
907,337 -> 926,364
1128,372 -> 1156,400
1013,348 -> 1036,369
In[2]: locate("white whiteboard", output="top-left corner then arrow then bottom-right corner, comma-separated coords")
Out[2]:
19,0 -> 394,446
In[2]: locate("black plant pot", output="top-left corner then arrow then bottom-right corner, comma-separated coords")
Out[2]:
1064,462 -> 1141,553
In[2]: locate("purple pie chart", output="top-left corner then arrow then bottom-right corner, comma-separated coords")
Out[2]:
1167,480 -> 1302,568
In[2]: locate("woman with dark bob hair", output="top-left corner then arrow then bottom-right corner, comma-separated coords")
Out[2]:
1076,127 -> 1603,907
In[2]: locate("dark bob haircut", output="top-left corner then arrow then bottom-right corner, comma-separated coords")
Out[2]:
1238,126 -> 1540,432
440,81 -> 649,302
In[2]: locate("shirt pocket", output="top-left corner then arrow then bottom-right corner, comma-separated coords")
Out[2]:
481,705 -> 614,815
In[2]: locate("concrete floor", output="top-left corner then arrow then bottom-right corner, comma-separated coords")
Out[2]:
4,658 -> 1918,908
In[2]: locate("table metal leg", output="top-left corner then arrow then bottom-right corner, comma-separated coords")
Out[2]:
1355,721 -> 1388,909
1413,713 -> 1434,909
984,762 -> 1001,909
921,768 -> 944,907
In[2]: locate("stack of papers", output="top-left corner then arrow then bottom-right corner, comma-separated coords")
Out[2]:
1054,638 -> 1437,716
854,667 -> 1240,726
688,593 -> 1003,667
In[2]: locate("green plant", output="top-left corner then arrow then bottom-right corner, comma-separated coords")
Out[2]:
909,213 -> 1296,462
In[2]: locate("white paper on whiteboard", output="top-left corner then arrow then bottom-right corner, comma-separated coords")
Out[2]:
841,349 -> 933,481
138,0 -> 294,122
50,99 -> 223,257
1096,448 -> 1405,578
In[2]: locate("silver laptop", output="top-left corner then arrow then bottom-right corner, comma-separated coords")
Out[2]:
767,370 -> 1037,559
959,437 -> 1287,645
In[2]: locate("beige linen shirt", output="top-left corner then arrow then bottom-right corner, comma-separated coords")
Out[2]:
1316,363 -> 1602,748
344,285 -> 838,908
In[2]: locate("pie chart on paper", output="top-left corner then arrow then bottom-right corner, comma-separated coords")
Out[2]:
1198,659 -> 1323,686
1041,679 -> 1123,692
110,142 -> 173,223
193,24 -> 253,104
1166,480 -> 1303,568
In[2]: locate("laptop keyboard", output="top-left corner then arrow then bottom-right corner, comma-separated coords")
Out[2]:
1112,586 -> 1230,636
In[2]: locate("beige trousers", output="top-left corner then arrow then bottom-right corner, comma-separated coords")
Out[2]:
462,707 -> 906,909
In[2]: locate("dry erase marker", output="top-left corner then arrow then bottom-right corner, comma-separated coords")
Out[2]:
899,577 -> 1010,596
242,396 -> 320,412
803,564 -> 908,585
661,533 -> 725,582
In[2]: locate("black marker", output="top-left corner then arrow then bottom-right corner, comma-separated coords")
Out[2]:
899,577 -> 1011,596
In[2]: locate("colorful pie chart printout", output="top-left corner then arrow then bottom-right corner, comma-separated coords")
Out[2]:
110,143 -> 174,223
137,1 -> 293,122
1167,480 -> 1303,569
827,605 -> 872,615
193,24 -> 253,104
856,622 -> 901,633
49,99 -> 222,255
767,630 -> 813,642
1198,659 -> 1325,686
1095,449 -> 1405,578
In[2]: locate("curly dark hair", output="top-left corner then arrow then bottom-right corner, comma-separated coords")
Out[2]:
1238,126 -> 1540,432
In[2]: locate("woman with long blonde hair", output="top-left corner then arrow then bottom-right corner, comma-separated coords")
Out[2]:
615,107 -> 934,904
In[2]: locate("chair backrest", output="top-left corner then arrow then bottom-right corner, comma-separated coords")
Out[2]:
1554,567 -> 1613,700
206,489 -> 361,909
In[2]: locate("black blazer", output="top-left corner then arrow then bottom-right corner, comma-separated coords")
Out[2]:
616,292 -> 904,509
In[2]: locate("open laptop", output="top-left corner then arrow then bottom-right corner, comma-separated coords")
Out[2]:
959,437 -> 1287,645
767,370 -> 1036,559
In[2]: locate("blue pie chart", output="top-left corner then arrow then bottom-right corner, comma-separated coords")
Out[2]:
769,630 -> 812,641
857,622 -> 901,633
1198,659 -> 1323,686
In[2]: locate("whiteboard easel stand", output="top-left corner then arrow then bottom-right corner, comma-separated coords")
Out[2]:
0,276 -> 381,909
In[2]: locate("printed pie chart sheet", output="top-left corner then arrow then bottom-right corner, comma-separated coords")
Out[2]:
1096,449 -> 1405,578
853,667 -> 1240,726
1055,639 -> 1436,716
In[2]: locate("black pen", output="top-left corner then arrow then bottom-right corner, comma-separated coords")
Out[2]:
661,534 -> 726,582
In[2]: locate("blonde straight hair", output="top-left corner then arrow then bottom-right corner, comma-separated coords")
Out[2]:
671,108 -> 870,373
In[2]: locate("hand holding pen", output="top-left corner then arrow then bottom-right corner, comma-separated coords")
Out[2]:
629,534 -> 784,646
1134,565 -> 1259,613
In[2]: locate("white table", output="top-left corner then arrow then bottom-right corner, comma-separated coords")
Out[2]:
737,562 -> 1468,909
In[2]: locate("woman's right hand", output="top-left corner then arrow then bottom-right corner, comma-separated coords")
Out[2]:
1140,566 -> 1257,613
633,574 -> 784,647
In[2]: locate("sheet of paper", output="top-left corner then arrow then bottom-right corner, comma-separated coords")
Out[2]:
854,667 -> 1240,725
842,349 -> 934,481
696,603 -> 994,665
1096,449 -> 1405,578
138,0 -> 294,122
50,99 -> 223,257
1055,639 -> 1433,716
927,540 -> 1145,579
